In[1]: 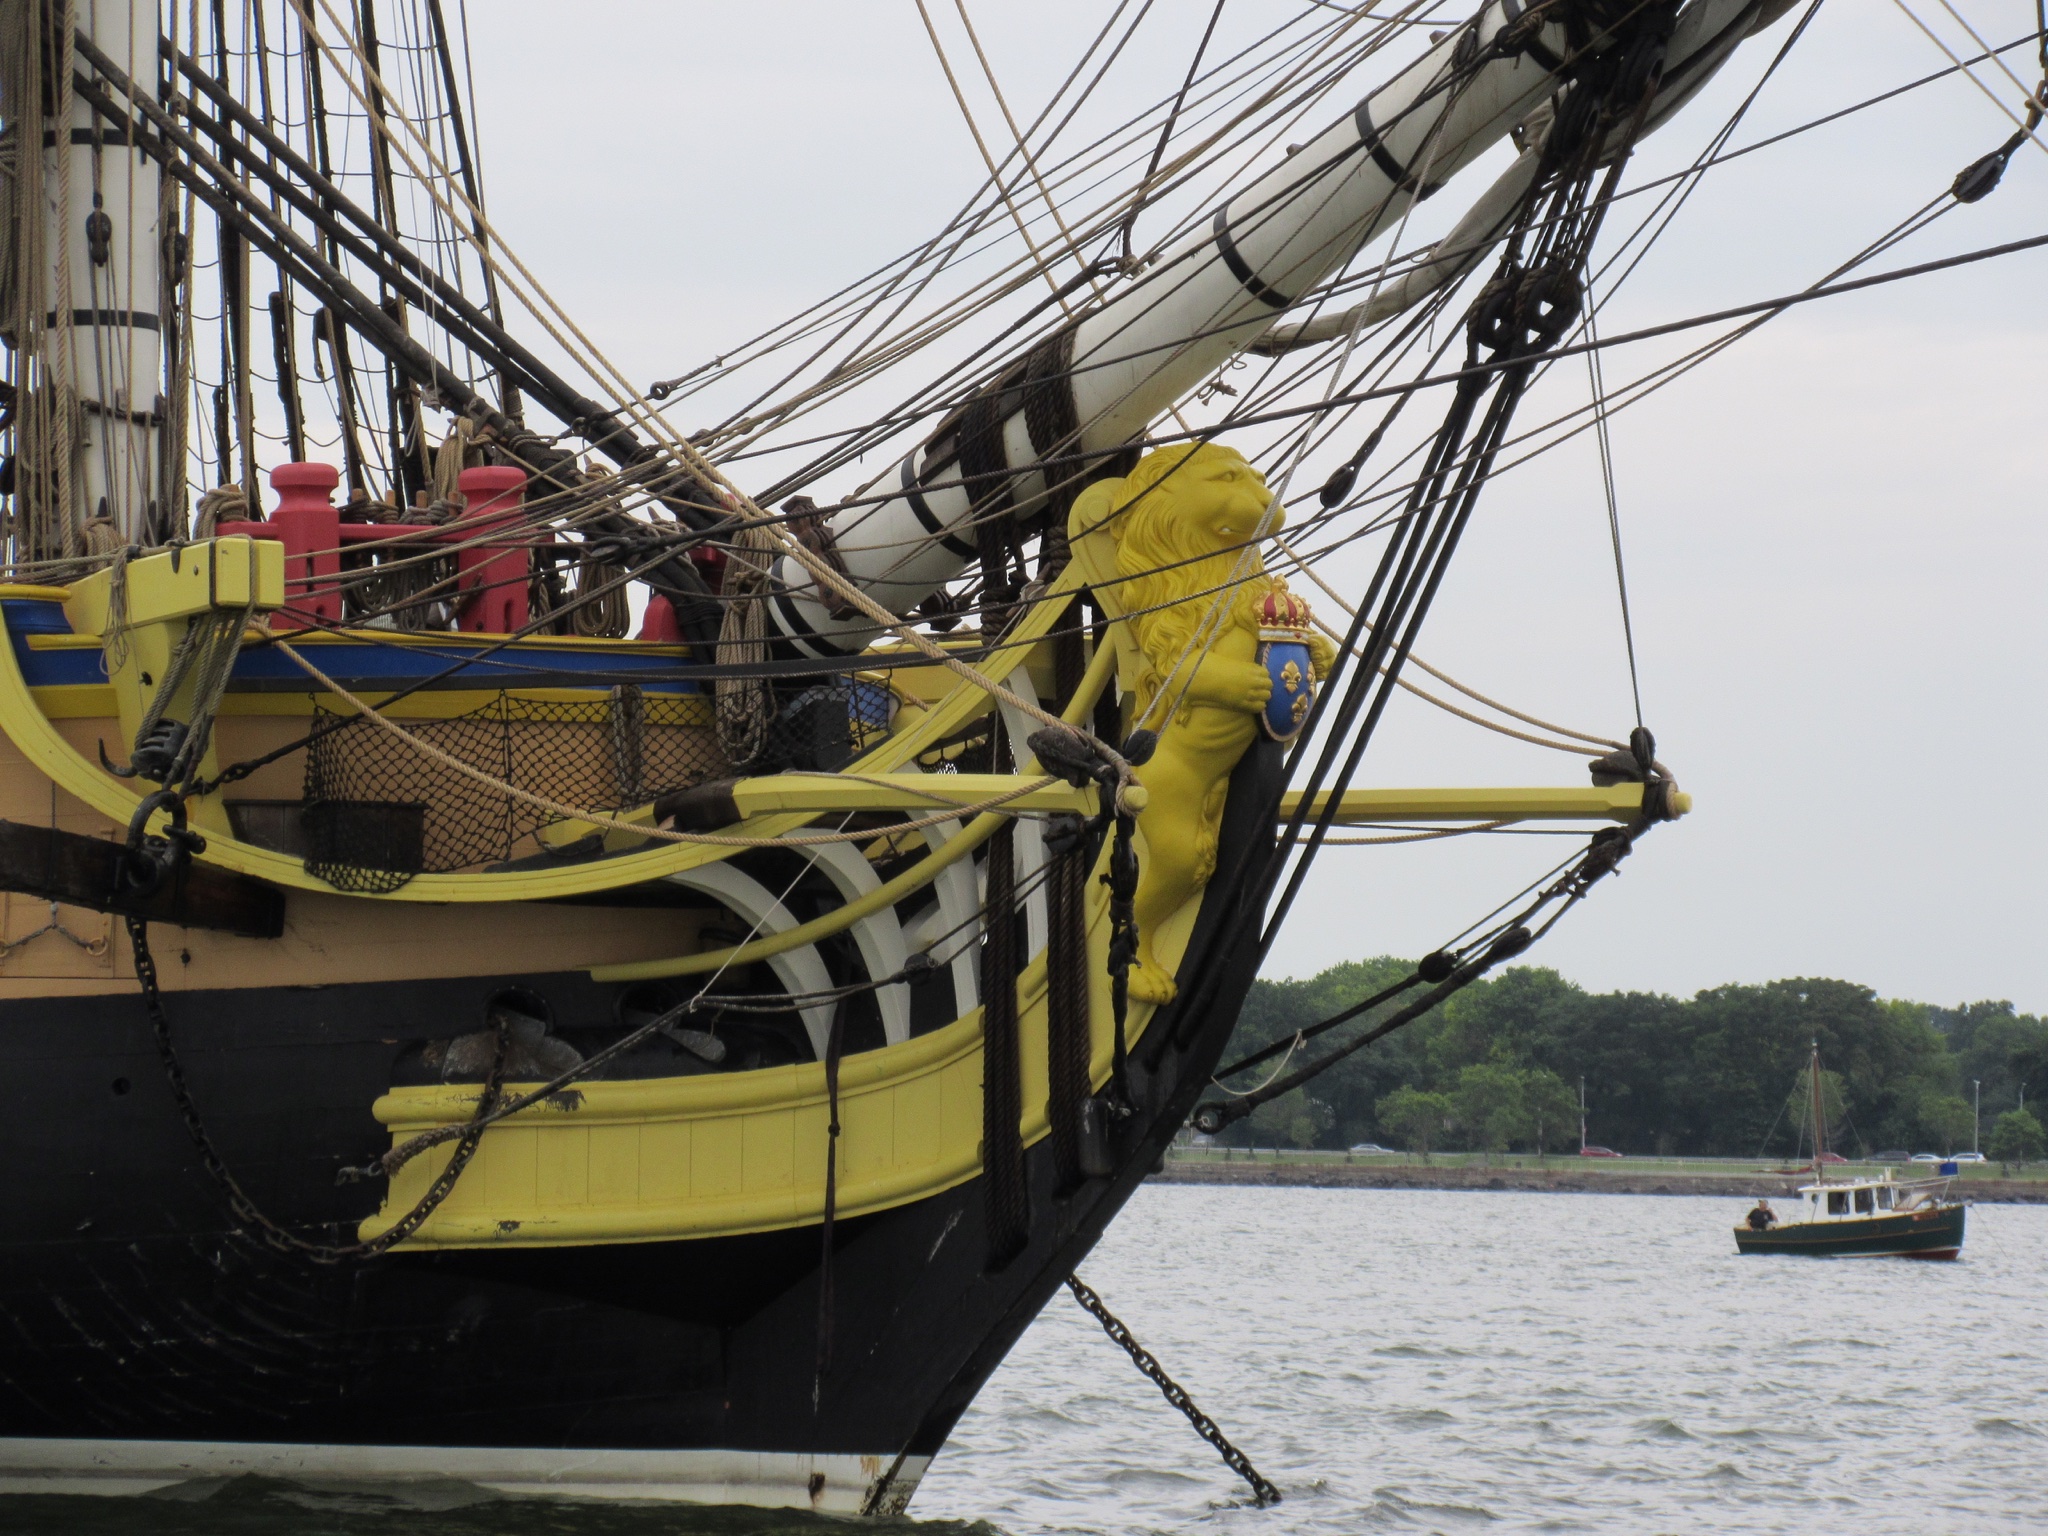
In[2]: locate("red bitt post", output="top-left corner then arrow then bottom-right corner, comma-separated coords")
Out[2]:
636,594 -> 682,643
454,466 -> 531,635
267,461 -> 341,631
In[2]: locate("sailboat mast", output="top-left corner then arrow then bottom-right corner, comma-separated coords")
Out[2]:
1810,1040 -> 1826,1182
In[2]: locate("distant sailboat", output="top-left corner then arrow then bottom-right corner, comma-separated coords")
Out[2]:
1735,1044 -> 1965,1260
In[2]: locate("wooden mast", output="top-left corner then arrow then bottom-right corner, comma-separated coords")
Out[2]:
1809,1039 -> 1827,1182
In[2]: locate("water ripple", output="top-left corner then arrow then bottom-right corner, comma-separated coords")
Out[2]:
919,1187 -> 2048,1535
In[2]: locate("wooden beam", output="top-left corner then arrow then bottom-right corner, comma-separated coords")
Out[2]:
0,819 -> 286,937
658,773 -> 1096,830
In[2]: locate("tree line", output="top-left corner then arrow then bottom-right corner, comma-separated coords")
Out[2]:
1217,961 -> 2048,1163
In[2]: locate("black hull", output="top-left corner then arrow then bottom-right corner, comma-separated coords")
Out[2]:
1733,1203 -> 1965,1259
0,747 -> 1284,1510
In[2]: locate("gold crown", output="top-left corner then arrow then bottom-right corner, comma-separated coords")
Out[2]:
1258,585 -> 1312,633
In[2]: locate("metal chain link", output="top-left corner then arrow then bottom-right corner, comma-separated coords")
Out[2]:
1066,1273 -> 1282,1507
127,912 -> 509,1264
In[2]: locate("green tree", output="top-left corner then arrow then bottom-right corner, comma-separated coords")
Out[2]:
1454,1063 -> 1529,1162
1376,1086 -> 1450,1161
1223,956 -> 1418,1147
1908,1097 -> 1974,1155
1231,958 -> 2040,1162
1248,1092 -> 1332,1151
1931,1001 -> 2048,1120
1428,967 -> 1585,1083
1522,1068 -> 1581,1160
1916,1093 -> 1975,1155
1987,1108 -> 2045,1170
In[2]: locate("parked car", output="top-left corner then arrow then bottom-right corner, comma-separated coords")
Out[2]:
1579,1146 -> 1622,1158
1867,1150 -> 1911,1162
1950,1152 -> 1986,1165
1910,1152 -> 1943,1163
1817,1151 -> 1848,1164
1348,1143 -> 1396,1155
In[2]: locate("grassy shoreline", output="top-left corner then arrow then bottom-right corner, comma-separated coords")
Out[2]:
1170,1145 -> 2048,1179
1158,1149 -> 2048,1203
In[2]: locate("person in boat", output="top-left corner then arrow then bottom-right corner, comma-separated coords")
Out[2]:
1746,1199 -> 1777,1231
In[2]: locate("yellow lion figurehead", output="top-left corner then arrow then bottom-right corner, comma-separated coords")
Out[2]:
1103,443 -> 1283,713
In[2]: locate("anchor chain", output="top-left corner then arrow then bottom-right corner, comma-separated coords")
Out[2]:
1067,1273 -> 1281,1507
122,792 -> 512,1263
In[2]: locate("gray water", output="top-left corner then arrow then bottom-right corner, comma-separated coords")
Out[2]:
2,1185 -> 2041,1534
918,1186 -> 2048,1533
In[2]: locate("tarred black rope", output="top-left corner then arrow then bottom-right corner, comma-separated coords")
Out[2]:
1045,823 -> 1093,1194
1195,817 -> 1658,1136
1103,807 -> 1139,1109
1067,1273 -> 1281,1508
1212,969 -> 1426,1082
1045,600 -> 1093,1191
957,386 -> 1017,524
127,912 -> 508,1264
980,726 -> 1029,1267
1021,327 -> 1087,525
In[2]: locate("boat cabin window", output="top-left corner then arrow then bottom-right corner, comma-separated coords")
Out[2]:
1827,1191 -> 1849,1215
1876,1187 -> 1894,1210
1854,1188 -> 1874,1214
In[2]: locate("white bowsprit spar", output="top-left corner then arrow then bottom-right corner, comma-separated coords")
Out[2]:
764,0 -> 1800,659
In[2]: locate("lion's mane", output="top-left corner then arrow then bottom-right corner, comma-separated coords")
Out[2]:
1109,443 -> 1273,715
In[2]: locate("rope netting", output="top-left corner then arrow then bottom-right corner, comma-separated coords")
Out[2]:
298,688 -> 729,890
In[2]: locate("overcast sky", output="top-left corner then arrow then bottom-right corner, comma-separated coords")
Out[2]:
466,2 -> 2048,1011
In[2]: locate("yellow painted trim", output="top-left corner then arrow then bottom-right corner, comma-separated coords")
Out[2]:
0,566 -> 1089,903
726,772 -> 1093,819
27,686 -> 117,720
62,537 -> 284,636
1279,783 -> 1671,824
277,627 -> 703,658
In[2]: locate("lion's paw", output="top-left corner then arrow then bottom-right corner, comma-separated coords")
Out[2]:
1190,660 -> 1272,713
1126,960 -> 1179,1005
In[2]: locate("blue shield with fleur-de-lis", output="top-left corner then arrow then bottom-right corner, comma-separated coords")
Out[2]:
1257,636 -> 1316,742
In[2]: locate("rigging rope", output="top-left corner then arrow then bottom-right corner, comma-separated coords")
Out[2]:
1117,0 -> 1228,268
1583,301 -> 1643,730
1196,816 -> 1652,1137
1890,0 -> 2048,157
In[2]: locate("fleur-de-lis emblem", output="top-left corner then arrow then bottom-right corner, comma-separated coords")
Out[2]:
1280,660 -> 1303,694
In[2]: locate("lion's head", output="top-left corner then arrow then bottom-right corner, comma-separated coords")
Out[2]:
1097,443 -> 1282,710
